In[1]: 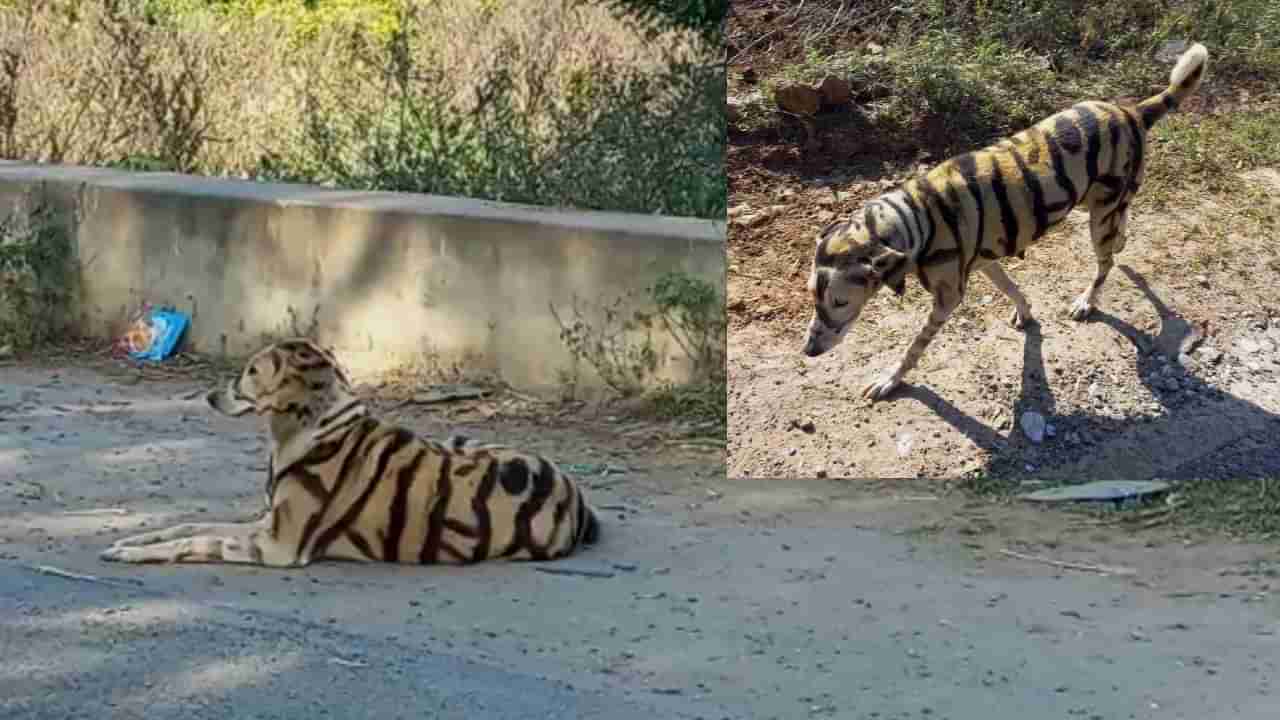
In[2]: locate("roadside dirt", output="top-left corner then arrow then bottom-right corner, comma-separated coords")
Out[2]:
726,5 -> 1280,479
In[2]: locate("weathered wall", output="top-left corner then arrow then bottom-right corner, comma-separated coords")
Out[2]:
0,162 -> 725,395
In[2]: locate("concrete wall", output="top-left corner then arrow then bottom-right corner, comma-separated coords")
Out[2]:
0,162 -> 725,395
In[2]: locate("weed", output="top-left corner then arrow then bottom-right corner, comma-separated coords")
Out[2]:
1172,478 -> 1280,540
0,197 -> 77,350
552,271 -> 726,426
551,292 -> 659,400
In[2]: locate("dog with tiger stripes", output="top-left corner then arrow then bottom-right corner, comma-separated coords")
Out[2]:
101,339 -> 600,568
802,43 -> 1209,401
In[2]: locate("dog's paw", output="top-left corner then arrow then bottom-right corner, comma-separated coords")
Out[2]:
109,532 -> 166,549
100,546 -> 131,563
100,545 -> 168,564
862,373 -> 902,402
1068,296 -> 1093,321
1010,307 -> 1032,329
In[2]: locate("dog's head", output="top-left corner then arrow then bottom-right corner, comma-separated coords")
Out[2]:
802,205 -> 911,358
207,338 -> 353,421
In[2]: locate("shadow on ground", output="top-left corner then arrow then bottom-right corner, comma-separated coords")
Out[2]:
886,265 -> 1280,481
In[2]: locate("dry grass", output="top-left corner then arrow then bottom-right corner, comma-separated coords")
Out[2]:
0,0 -> 719,216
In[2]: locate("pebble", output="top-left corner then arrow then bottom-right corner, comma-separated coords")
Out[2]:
1020,411 -> 1047,444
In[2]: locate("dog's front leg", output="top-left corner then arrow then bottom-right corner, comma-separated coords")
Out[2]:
101,504 -> 309,568
862,287 -> 961,401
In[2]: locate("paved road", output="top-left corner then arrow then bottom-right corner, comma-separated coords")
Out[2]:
0,563 -> 688,720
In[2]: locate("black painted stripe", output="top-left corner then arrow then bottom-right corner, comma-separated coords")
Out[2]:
469,463 -> 500,562
419,455 -> 453,563
310,429 -> 415,559
503,458 -> 557,559
443,518 -> 478,538
1075,105 -> 1103,189
989,161 -> 1020,257
1041,129 -> 1078,208
914,179 -> 958,261
1053,114 -> 1084,154
548,498 -> 571,557
295,419 -> 378,558
1008,143 -> 1048,241
382,448 -> 426,562
574,487 -> 588,546
317,399 -> 363,428
900,188 -> 933,251
345,528 -> 376,559
953,153 -> 987,284
1120,108 -> 1145,192
882,195 -> 917,249
440,542 -> 468,563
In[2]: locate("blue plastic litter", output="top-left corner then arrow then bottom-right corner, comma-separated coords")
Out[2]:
128,307 -> 190,362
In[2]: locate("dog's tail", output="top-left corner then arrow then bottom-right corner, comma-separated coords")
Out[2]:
1137,43 -> 1208,130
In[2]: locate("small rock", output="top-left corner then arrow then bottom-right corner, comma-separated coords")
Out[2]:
788,447 -> 798,456
818,75 -> 851,105
866,41 -> 884,54
816,469 -> 828,479
1020,411 -> 1047,444
815,210 -> 836,224
1199,346 -> 1223,364
896,433 -> 914,457
742,67 -> 758,84
775,84 -> 822,116
1088,382 -> 1102,398
1238,338 -> 1263,355
727,203 -> 752,218
1195,275 -> 1210,288
799,420 -> 816,433
1156,39 -> 1189,63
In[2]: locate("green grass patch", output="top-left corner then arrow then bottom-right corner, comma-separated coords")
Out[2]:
1171,478 -> 1280,540
1145,109 -> 1280,199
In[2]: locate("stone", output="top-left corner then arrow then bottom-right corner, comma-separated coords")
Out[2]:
818,75 -> 851,106
1020,480 -> 1172,503
775,84 -> 821,116
1020,411 -> 1046,444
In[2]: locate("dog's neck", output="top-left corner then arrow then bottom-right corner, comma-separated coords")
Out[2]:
263,386 -> 369,478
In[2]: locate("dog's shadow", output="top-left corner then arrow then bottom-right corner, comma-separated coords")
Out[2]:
886,265 -> 1279,480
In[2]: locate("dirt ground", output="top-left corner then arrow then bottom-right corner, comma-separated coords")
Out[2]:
5,360 -> 1280,719
725,3 -> 1280,479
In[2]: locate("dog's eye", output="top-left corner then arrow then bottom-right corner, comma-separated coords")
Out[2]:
832,299 -> 849,308
248,366 -> 258,376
